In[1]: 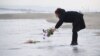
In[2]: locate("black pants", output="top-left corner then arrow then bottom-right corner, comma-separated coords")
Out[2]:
72,31 -> 78,43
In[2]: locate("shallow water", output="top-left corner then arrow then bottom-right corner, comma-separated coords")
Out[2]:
0,19 -> 100,56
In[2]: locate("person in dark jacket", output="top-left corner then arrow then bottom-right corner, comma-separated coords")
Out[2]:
52,8 -> 86,45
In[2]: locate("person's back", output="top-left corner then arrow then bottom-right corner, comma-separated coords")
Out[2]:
59,11 -> 83,23
56,10 -> 85,31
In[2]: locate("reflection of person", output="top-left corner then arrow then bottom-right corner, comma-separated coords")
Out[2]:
52,8 -> 86,45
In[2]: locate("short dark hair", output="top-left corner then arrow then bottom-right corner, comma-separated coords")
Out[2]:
55,8 -> 65,14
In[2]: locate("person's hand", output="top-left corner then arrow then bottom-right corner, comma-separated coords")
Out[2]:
50,28 -> 56,32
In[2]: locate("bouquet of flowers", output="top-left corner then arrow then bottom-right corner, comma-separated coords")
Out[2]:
43,28 -> 56,37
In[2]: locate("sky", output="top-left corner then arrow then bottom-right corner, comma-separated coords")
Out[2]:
0,0 -> 100,12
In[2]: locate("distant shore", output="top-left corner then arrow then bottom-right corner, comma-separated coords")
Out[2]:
0,12 -> 100,29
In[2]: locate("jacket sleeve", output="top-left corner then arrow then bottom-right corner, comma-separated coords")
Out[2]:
55,19 -> 63,29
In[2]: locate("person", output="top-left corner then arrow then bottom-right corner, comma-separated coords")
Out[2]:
51,8 -> 86,45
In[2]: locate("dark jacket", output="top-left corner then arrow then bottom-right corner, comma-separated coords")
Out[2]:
55,11 -> 86,32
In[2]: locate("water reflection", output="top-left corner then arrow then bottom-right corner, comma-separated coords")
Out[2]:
72,46 -> 79,53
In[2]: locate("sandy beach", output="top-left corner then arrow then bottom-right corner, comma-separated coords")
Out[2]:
0,0 -> 100,55
0,12 -> 100,29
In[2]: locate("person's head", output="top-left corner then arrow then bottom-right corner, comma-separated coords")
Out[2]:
55,8 -> 65,17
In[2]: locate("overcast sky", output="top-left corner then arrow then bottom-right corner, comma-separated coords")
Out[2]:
0,0 -> 100,11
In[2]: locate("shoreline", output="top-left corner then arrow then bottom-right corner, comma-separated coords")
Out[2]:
0,12 -> 100,29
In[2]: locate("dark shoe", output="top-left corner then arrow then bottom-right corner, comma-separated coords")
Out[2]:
70,42 -> 78,45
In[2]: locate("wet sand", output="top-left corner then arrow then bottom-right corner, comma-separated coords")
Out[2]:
0,13 -> 100,56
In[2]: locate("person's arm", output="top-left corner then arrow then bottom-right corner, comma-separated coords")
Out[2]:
49,19 -> 63,33
51,15 -> 64,32
55,19 -> 63,29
